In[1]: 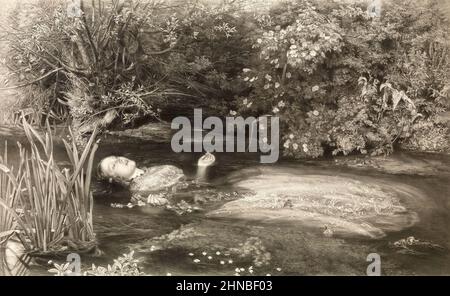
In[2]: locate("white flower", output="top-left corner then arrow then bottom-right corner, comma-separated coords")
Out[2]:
286,72 -> 292,79
243,77 -> 249,81
293,143 -> 299,150
193,259 -> 200,263
302,143 -> 308,153
313,110 -> 319,116
249,77 -> 256,82
289,133 -> 294,139
283,140 -> 290,148
188,253 -> 194,256
265,74 -> 272,81
242,68 -> 251,73
275,82 -> 280,88
264,84 -> 271,90
220,260 -> 225,265
230,110 -> 237,116
193,31 -> 199,39
272,107 -> 279,113
290,45 -> 297,50
228,260 -> 233,264
208,256 -> 213,260
243,98 -> 248,105
216,251 -> 221,255
310,50 -> 317,57
247,102 -> 253,108
278,100 -> 285,108
257,38 -> 262,44
202,251 -> 207,256
276,267 -> 282,272
312,85 -> 320,92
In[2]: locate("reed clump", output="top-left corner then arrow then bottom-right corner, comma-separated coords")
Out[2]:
0,119 -> 99,255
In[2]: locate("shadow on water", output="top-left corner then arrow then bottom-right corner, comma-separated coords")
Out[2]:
1,126 -> 450,275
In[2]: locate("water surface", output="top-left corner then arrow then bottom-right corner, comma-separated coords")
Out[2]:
1,126 -> 450,276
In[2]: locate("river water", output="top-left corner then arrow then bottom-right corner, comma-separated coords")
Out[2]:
1,126 -> 450,276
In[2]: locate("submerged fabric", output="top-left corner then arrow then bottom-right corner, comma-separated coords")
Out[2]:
208,167 -> 423,239
130,165 -> 185,194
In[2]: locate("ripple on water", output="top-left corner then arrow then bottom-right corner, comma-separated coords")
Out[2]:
208,167 -> 426,239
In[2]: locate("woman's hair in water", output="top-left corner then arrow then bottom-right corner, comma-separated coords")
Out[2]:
96,159 -> 107,180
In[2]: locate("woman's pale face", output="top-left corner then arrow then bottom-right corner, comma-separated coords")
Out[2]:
100,156 -> 137,181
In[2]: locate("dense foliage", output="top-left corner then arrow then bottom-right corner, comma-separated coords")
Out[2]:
3,0 -> 450,157
237,0 -> 450,157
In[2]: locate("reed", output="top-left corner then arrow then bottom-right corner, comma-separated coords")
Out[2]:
0,119 -> 99,254
0,143 -> 21,245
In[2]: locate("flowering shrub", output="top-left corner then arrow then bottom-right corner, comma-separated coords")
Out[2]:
4,0 -> 449,156
233,0 -> 449,158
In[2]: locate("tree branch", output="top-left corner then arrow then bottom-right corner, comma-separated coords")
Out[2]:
0,68 -> 63,91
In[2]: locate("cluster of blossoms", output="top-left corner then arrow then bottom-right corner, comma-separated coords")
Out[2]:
253,8 -> 343,74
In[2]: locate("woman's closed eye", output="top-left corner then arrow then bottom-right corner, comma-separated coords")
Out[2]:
118,158 -> 129,165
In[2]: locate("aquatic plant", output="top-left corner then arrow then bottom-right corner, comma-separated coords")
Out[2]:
0,119 -> 99,254
229,237 -> 271,267
0,144 -> 20,245
48,251 -> 144,276
392,236 -> 445,255
47,261 -> 73,276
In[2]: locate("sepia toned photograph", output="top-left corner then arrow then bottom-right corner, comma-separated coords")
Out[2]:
0,0 -> 449,279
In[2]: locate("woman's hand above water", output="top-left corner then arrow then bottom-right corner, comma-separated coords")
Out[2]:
198,152 -> 216,167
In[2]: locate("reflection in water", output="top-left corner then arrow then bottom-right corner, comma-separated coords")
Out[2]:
196,166 -> 209,182
196,153 -> 216,182
0,238 -> 30,276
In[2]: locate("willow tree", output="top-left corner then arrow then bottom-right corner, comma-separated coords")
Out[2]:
2,0 -> 189,141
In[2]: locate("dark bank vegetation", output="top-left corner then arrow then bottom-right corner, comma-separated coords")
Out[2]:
1,0 -> 449,158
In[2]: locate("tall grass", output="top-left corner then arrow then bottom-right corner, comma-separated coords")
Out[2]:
0,119 -> 99,254
0,144 -> 21,245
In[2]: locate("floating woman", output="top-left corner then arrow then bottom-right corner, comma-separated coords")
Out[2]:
97,152 -> 215,206
97,156 -> 185,206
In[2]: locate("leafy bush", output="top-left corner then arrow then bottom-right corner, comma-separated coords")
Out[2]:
48,251 -> 144,276
3,0 -> 253,137
234,0 -> 450,157
3,0 -> 450,156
